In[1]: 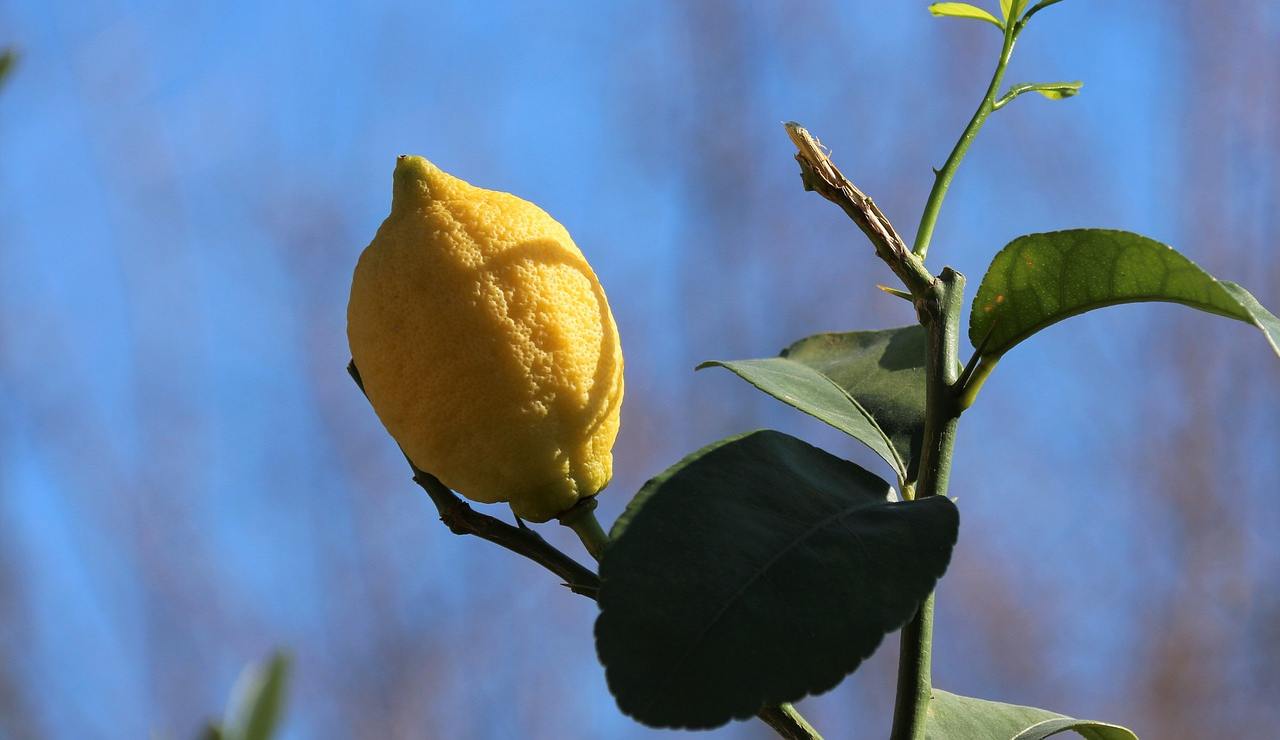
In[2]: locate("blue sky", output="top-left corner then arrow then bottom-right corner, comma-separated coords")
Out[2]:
1,2 -> 1277,738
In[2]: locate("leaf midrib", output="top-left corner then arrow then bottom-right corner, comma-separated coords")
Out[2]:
638,495 -> 892,716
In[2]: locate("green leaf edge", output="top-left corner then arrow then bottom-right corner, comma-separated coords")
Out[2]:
696,358 -> 908,483
600,429 -> 959,729
969,229 -> 1280,360
929,689 -> 1139,740
1012,717 -> 1139,740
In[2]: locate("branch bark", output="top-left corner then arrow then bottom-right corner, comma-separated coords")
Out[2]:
784,122 -> 935,299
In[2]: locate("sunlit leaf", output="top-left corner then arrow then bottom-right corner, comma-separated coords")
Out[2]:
1027,82 -> 1082,101
927,689 -> 1139,739
1031,81 -> 1082,100
996,81 -> 1084,109
597,430 -> 959,729
929,2 -> 1005,29
970,229 -> 1280,360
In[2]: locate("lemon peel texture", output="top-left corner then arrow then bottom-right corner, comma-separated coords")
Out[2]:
347,156 -> 624,522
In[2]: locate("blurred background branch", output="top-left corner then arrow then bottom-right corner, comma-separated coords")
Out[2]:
0,2 -> 1275,739
0,48 -> 15,89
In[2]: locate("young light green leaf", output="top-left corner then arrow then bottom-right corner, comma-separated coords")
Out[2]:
1032,82 -> 1081,100
928,2 -> 1005,30
1000,0 -> 1017,20
996,81 -> 1084,108
597,430 -> 959,730
969,229 -> 1280,360
699,325 -> 929,482
222,652 -> 291,740
926,690 -> 1139,739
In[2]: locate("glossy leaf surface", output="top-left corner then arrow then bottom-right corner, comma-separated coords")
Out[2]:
999,81 -> 1084,107
596,430 -> 959,729
970,229 -> 1280,360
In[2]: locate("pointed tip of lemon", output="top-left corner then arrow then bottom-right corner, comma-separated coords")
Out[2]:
395,153 -> 436,175
392,154 -> 463,211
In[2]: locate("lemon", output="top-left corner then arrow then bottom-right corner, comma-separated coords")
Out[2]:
347,156 -> 624,522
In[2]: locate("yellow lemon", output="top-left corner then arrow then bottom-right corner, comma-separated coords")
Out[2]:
347,156 -> 624,522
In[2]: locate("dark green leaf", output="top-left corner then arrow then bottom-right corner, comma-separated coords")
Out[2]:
929,2 -> 1005,29
597,430 -> 959,729
697,360 -> 902,481
779,326 -> 930,477
970,229 -> 1280,360
927,689 -> 1139,739
223,652 -> 291,740
699,325 -> 927,482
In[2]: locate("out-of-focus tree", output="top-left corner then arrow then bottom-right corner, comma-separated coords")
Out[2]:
1125,2 -> 1280,738
0,3 -> 1277,738
0,49 -> 16,89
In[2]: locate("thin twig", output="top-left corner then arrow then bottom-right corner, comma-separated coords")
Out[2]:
347,361 -> 600,596
412,468 -> 603,597
784,121 -> 935,299
348,360 -> 820,739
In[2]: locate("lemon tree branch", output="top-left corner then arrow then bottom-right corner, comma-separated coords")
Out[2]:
350,361 -> 821,739
784,122 -> 935,300
349,361 -> 600,595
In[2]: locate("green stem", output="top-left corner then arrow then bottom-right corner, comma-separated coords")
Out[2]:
557,497 -> 611,561
911,23 -> 1020,261
757,703 -> 823,740
889,269 -> 965,740
890,594 -> 935,739
914,269 -> 965,500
